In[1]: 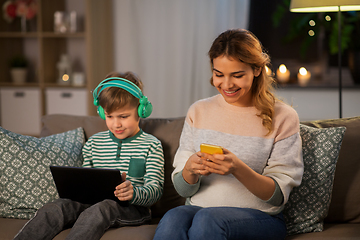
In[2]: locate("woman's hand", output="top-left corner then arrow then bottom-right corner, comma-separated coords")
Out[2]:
114,172 -> 134,201
186,152 -> 212,176
202,148 -> 276,201
201,148 -> 240,175
182,152 -> 211,184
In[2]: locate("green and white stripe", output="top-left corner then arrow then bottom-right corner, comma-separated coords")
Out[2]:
82,129 -> 164,206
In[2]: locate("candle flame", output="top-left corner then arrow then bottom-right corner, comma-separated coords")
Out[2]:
265,66 -> 271,74
279,64 -> 287,73
299,67 -> 307,76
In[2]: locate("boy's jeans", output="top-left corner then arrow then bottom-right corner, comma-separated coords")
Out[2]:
153,205 -> 287,240
13,198 -> 150,240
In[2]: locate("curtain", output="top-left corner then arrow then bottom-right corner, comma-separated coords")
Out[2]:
113,0 -> 250,118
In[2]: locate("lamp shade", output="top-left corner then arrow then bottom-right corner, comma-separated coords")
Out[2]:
290,0 -> 360,12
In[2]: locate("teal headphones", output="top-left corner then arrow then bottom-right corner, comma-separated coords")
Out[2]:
93,77 -> 153,119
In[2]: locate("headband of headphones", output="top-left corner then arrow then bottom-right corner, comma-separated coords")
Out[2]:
93,77 -> 152,119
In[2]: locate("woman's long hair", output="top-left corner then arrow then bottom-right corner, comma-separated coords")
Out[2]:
208,29 -> 276,134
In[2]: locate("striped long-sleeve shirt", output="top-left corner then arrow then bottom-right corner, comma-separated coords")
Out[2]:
82,129 -> 164,207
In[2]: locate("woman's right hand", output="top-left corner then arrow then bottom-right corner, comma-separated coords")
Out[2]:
182,152 -> 210,184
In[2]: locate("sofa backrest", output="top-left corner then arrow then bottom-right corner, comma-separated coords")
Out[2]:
41,114 -> 360,223
139,117 -> 186,217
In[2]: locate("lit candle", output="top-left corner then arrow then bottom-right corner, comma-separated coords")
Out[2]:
297,67 -> 311,86
276,64 -> 290,83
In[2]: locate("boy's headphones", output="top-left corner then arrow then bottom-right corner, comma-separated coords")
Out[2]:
93,77 -> 153,119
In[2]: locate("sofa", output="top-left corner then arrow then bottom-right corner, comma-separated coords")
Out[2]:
1,114 -> 360,240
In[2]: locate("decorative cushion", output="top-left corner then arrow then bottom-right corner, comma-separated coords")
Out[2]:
283,124 -> 346,235
0,127 -> 85,219
302,116 -> 360,223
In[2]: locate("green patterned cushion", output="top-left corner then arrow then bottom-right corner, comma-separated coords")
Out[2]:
0,127 -> 85,219
283,124 -> 346,235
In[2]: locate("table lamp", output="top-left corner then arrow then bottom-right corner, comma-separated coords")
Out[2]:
290,0 -> 360,118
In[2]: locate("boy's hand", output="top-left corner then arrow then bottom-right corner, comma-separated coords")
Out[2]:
114,172 -> 133,201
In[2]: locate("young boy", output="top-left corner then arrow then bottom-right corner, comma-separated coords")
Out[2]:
14,72 -> 165,240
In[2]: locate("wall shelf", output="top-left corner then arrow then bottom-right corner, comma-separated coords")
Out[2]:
0,0 -> 114,135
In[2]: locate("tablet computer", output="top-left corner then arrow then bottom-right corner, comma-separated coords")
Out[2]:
50,166 -> 126,205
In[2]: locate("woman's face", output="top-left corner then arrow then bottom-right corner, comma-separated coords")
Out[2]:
212,55 -> 260,107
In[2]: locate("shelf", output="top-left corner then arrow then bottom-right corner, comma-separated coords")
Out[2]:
0,32 -> 38,38
0,82 -> 39,87
44,83 -> 87,88
41,32 -> 85,38
0,32 -> 85,38
0,82 -> 88,88
0,0 -> 114,136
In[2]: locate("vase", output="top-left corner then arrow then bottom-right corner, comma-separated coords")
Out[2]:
11,68 -> 27,84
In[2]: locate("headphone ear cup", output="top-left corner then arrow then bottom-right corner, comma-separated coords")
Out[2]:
138,96 -> 152,118
93,98 -> 99,106
97,106 -> 106,120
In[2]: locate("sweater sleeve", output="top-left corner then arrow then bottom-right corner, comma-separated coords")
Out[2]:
173,170 -> 200,198
171,118 -> 203,197
263,109 -> 304,205
130,140 -> 165,207
264,178 -> 284,206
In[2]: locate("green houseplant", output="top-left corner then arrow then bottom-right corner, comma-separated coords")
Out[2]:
9,55 -> 28,84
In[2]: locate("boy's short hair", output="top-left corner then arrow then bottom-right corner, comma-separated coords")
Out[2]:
98,71 -> 143,115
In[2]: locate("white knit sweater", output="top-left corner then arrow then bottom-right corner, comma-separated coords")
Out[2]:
172,94 -> 304,215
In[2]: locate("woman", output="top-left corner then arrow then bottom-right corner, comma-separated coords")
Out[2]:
153,29 -> 304,240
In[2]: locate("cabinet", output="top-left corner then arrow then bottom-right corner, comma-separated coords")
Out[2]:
0,87 -> 41,135
45,88 -> 88,116
0,0 -> 114,135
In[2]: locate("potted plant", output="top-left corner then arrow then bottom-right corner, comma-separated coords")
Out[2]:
9,55 -> 28,84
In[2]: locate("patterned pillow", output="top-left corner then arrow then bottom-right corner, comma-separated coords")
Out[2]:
283,124 -> 346,235
0,127 -> 85,219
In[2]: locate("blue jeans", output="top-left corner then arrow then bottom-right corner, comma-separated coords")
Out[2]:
153,205 -> 287,240
13,198 -> 150,240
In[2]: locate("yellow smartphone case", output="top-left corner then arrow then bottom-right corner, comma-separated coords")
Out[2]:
200,143 -> 223,154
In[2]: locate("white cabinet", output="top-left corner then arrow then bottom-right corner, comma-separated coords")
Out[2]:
0,88 -> 41,136
45,88 -> 88,116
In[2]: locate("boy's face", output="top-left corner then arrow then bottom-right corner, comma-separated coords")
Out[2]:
104,104 -> 140,140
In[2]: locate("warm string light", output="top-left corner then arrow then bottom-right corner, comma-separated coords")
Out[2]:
306,15 -> 331,37
62,74 -> 70,82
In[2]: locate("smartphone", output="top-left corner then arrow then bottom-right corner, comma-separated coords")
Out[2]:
200,143 -> 223,155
